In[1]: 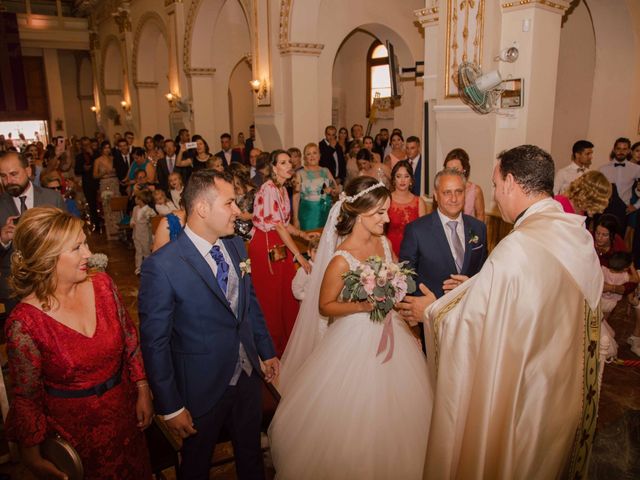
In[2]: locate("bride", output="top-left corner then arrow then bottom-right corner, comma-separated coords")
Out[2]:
269,177 -> 433,479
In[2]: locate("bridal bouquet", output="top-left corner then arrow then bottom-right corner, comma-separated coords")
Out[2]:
340,256 -> 416,322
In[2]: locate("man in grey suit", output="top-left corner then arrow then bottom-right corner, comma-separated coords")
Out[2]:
0,151 -> 66,319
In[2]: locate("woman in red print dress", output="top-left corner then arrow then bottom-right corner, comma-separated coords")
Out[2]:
250,150 -> 316,356
387,160 -> 427,256
5,207 -> 153,480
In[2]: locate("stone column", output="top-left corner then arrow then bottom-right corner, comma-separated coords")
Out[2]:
113,1 -> 138,136
280,44 -> 324,148
42,49 -> 67,136
414,3 -> 439,196
495,0 -> 571,153
89,28 -> 105,133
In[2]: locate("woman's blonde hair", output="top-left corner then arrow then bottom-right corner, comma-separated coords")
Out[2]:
565,170 -> 612,216
9,207 -> 85,311
302,142 -> 318,162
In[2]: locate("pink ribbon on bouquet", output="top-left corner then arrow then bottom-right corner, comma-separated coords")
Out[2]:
376,312 -> 394,364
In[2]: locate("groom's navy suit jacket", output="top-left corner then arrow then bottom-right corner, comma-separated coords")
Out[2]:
139,231 -> 275,418
399,212 -> 487,299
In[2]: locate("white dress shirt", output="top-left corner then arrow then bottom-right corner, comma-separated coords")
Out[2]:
12,181 -> 34,213
170,188 -> 182,208
166,155 -> 176,174
554,162 -> 589,195
163,226 -> 248,421
437,208 -> 466,257
223,149 -> 232,166
599,160 -> 640,205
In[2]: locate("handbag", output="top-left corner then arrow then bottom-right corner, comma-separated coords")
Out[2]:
267,244 -> 287,263
41,434 -> 84,480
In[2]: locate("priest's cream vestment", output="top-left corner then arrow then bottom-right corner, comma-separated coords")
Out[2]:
423,198 -> 603,479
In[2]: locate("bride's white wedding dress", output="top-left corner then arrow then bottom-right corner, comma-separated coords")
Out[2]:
269,237 -> 433,479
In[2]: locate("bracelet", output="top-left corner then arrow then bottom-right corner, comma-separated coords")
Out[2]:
136,381 -> 149,389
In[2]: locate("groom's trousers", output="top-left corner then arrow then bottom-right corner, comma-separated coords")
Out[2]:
179,371 -> 264,480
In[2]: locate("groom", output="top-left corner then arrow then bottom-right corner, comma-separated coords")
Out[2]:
139,170 -> 278,479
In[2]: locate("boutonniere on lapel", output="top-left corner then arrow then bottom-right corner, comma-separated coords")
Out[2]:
468,230 -> 480,245
239,258 -> 251,277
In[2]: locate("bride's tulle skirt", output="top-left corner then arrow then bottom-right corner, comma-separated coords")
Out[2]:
269,312 -> 433,479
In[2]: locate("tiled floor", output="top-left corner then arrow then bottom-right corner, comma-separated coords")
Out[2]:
0,230 -> 639,478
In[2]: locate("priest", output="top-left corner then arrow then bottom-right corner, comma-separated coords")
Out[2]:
398,145 -> 603,479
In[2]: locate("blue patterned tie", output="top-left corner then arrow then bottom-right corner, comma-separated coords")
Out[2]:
210,245 -> 229,296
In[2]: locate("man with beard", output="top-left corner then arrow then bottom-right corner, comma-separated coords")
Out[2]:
0,151 -> 66,319
600,137 -> 640,231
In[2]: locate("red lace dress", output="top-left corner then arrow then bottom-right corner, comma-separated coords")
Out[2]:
250,180 -> 300,357
5,272 -> 152,480
387,195 -> 420,256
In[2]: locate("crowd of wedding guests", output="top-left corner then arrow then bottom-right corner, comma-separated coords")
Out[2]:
1,125 -> 640,478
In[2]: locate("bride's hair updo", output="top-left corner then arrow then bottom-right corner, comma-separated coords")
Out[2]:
336,177 -> 390,236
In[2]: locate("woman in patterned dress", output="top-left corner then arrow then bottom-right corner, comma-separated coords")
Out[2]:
292,143 -> 338,231
249,150 -> 317,356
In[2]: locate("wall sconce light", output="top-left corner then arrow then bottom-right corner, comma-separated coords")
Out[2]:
90,106 -> 97,112
165,93 -> 190,112
120,100 -> 131,113
495,44 -> 519,63
249,78 -> 268,100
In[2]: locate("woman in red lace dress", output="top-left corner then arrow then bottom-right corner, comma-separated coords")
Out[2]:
387,160 -> 427,256
250,150 -> 316,356
5,207 -> 153,480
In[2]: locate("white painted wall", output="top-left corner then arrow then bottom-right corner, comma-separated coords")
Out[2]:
550,1 -> 596,168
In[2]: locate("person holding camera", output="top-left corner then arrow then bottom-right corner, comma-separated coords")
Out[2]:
0,151 -> 66,321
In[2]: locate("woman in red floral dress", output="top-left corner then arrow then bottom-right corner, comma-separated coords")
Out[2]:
5,207 -> 153,480
250,150 -> 316,356
387,160 -> 427,256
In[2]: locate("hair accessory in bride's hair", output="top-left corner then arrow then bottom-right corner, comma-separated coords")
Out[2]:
13,250 -> 24,262
339,181 -> 386,204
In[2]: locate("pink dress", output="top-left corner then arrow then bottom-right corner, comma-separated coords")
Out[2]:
464,181 -> 477,217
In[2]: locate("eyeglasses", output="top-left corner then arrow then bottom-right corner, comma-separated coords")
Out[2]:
49,186 -> 62,191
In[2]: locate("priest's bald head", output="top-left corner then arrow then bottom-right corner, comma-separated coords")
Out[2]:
492,145 -> 555,224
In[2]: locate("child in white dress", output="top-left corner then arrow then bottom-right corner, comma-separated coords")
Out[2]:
291,237 -> 318,300
130,189 -> 156,275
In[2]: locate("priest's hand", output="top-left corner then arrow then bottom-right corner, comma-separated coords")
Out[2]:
396,284 -> 436,324
442,274 -> 469,293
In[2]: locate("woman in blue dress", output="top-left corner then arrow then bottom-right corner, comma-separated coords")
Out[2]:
151,209 -> 186,251
292,143 -> 338,231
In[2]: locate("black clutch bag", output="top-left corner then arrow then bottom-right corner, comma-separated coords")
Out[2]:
40,435 -> 84,480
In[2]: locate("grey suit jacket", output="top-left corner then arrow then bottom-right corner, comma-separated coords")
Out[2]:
0,185 -> 67,307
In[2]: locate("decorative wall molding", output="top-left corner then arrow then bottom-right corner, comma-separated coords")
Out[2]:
131,11 -> 169,85
279,42 -> 324,56
501,0 -> 571,13
445,0 -> 485,97
112,2 -> 132,33
414,6 -> 440,26
164,0 -> 183,6
279,0 -> 293,46
183,0 -> 252,75
185,67 -> 216,77
135,81 -> 159,88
